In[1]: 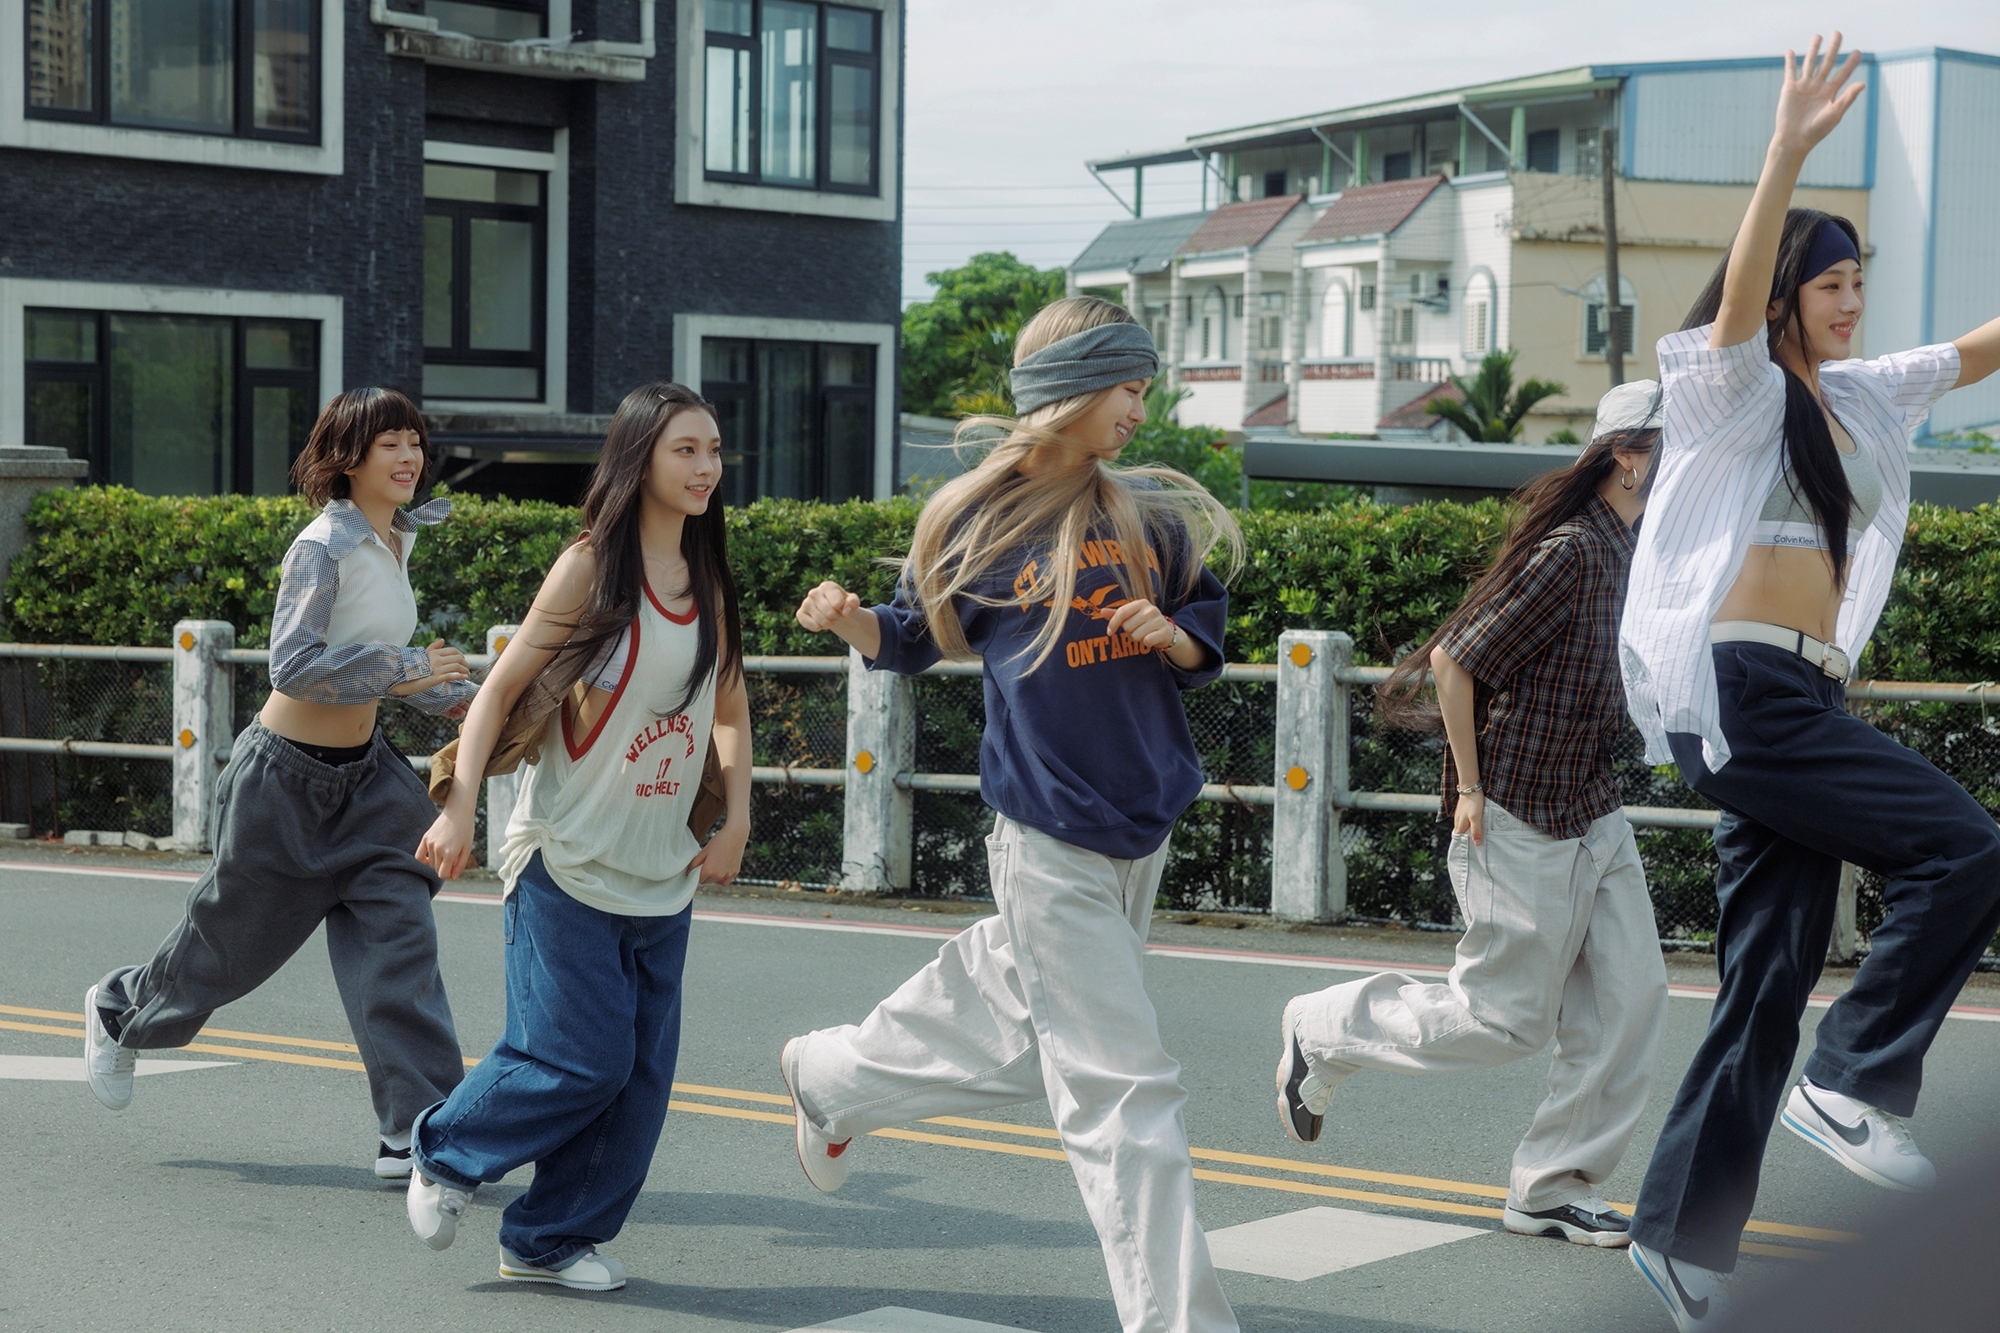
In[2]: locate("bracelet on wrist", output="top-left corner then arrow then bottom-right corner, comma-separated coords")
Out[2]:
1456,782 -> 1483,796
1167,621 -> 1181,651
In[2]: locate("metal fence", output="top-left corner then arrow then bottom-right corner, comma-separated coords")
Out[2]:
2,623 -> 1997,961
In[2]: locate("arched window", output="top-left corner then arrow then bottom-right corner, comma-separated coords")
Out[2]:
1318,277 -> 1351,358
1199,286 -> 1228,360
1580,274 -> 1638,358
1461,269 -> 1497,359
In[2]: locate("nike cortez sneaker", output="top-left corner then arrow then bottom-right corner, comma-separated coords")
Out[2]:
375,1141 -> 414,1180
1274,996 -> 1341,1145
1781,1079 -> 1936,1192
407,1170 -> 475,1251
1503,1196 -> 1632,1247
1629,1240 -> 1729,1331
499,1245 -> 626,1291
83,984 -> 135,1111
779,1036 -> 852,1192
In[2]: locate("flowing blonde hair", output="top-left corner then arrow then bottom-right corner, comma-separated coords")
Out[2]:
901,296 -> 1244,673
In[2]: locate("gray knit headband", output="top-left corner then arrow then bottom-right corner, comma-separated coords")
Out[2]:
1008,321 -> 1160,417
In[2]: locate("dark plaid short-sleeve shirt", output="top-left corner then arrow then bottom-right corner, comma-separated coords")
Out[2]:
1437,494 -> 1636,839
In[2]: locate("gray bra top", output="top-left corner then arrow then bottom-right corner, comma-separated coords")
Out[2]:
1751,443 -> 1883,553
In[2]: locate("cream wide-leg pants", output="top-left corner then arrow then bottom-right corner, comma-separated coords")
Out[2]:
792,815 -> 1238,1333
1291,802 -> 1668,1211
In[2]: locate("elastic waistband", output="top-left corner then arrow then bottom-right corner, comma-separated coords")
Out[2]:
1710,621 -> 1850,683
236,720 -> 390,785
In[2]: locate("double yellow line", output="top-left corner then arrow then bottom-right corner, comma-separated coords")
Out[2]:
5,1002 -> 1846,1260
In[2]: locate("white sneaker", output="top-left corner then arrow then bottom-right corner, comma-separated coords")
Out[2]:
779,1036 -> 852,1192
1781,1079 -> 1936,1193
1275,996 -> 1341,1145
1629,1241 -> 1729,1331
407,1170 -> 475,1251
1503,1196 -> 1633,1247
83,984 -> 135,1112
499,1245 -> 626,1291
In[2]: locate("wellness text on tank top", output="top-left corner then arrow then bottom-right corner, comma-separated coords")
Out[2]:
868,522 -> 1229,860
497,583 -> 714,916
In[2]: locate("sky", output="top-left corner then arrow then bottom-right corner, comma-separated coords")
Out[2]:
899,1 -> 2000,306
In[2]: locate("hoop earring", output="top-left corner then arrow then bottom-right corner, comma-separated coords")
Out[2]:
1620,466 -> 1637,491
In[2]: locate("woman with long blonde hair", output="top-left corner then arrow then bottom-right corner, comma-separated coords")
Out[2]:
785,297 -> 1244,1333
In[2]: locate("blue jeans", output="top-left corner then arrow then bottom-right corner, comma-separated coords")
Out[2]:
1631,642 -> 2000,1271
412,851 -> 692,1270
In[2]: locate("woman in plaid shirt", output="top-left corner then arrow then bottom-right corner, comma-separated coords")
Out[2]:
1274,382 -> 1668,1250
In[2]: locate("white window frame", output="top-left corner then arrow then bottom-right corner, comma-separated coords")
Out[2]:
1461,266 -> 1498,359
671,312 -> 897,499
1,0 -> 346,175
1317,277 -> 1351,358
1579,273 -> 1639,361
420,135 -> 569,415
674,0 -> 899,221
0,277 -> 342,449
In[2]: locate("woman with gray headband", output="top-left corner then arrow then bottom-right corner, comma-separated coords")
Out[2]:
1276,382 -> 1667,1252
785,296 -> 1246,1333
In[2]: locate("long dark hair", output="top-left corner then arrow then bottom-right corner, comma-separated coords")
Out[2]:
1683,207 -> 1860,583
1376,419 -> 1660,730
545,382 -> 743,717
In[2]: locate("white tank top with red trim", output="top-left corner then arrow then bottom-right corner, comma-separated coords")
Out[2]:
495,582 -> 715,916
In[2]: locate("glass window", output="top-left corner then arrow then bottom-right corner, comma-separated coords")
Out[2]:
1582,275 -> 1637,357
423,0 -> 545,41
27,0 -> 95,115
1526,128 -> 1560,173
27,0 -> 318,141
704,1 -> 879,194
700,337 -> 876,505
424,162 -> 546,402
109,0 -> 233,133
250,0 -> 314,134
25,307 -> 315,494
1382,151 -> 1411,182
760,1 -> 817,187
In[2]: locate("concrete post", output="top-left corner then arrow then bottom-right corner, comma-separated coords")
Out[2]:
1830,863 -> 1861,964
0,447 -> 90,582
1286,247 -> 1308,429
1125,269 -> 1143,323
841,647 -> 914,894
1353,130 -> 1370,185
1509,105 -> 1527,170
1458,116 -> 1471,177
172,620 -> 235,853
1374,251 -> 1396,431
1166,258 -> 1186,394
1272,630 -> 1350,923
483,623 -> 521,866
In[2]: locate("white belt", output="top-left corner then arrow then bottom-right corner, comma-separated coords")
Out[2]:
1710,621 -> 1851,683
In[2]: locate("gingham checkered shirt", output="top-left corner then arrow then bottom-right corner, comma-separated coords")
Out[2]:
1438,494 -> 1636,840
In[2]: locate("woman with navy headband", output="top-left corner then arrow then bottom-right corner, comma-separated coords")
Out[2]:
1619,35 -> 2000,1330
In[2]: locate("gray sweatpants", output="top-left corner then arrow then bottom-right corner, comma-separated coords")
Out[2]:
96,722 -> 463,1136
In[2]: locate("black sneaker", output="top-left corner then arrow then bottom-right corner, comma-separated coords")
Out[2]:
1503,1196 -> 1632,1248
375,1141 -> 413,1180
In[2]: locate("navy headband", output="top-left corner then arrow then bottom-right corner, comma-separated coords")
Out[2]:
1008,321 -> 1159,417
1803,220 -> 1860,282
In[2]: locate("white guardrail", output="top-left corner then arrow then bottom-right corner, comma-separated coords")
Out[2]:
2,623 -> 1995,931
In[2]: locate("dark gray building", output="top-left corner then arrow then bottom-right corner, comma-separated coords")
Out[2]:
4,0 -> 905,504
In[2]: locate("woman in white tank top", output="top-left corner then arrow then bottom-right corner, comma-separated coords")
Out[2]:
403,383 -> 751,1291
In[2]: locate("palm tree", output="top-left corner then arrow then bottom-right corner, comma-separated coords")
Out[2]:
1427,350 -> 1566,442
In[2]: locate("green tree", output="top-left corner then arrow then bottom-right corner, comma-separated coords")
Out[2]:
901,252 -> 1067,416
1426,349 -> 1566,442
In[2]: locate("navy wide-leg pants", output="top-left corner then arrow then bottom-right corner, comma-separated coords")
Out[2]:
1630,641 -> 2000,1271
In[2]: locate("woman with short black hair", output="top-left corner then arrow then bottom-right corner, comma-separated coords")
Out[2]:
84,387 -> 476,1182
1622,35 -> 2000,1330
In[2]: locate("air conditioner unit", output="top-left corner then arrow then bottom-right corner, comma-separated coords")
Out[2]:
1413,273 -> 1451,312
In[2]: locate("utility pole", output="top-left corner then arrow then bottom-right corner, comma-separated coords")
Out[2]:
1601,127 -> 1624,387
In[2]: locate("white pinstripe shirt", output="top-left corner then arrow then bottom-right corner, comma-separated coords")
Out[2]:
1620,325 -> 1961,770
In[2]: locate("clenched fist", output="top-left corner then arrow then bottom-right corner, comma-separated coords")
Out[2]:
796,580 -> 862,632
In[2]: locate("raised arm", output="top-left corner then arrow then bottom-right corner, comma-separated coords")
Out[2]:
1953,315 -> 2000,390
1712,33 -> 1865,350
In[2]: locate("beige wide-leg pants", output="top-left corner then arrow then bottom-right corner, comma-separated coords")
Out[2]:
792,815 -> 1238,1333
1292,802 -> 1668,1211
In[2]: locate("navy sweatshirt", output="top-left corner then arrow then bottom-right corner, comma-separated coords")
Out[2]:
866,522 -> 1228,859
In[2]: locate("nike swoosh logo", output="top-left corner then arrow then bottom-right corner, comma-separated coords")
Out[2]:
1801,1087 -> 1872,1146
1665,1258 -> 1709,1320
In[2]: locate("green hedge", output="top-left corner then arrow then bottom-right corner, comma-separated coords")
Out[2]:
11,486 -> 2000,680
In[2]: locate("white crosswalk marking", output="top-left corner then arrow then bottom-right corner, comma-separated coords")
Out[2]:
1205,1205 -> 1489,1281
786,1308 -> 1041,1333
0,1054 -> 237,1081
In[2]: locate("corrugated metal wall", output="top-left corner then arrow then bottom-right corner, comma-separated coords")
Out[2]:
1627,66 -> 1871,188
1930,55 -> 2000,435
1865,55 -> 1937,362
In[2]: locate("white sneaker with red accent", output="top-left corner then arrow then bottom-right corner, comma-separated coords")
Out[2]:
779,1036 -> 852,1192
